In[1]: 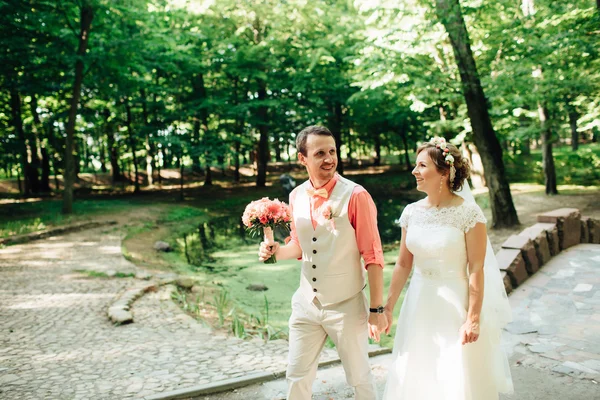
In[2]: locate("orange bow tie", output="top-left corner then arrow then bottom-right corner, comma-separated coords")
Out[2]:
306,187 -> 329,199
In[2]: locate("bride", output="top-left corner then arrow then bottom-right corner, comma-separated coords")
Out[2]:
383,138 -> 514,399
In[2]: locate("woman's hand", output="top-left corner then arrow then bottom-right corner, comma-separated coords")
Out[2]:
383,306 -> 394,335
459,319 -> 480,345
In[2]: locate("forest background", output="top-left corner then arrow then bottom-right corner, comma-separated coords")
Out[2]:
1,0 -> 599,347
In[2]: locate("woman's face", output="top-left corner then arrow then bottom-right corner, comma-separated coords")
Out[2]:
412,150 -> 445,194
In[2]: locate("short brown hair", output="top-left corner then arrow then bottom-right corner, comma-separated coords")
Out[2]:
296,125 -> 335,156
416,141 -> 471,192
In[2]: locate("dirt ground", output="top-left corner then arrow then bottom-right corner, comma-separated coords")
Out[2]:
481,184 -> 600,252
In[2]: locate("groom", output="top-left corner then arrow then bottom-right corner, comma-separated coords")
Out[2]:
258,125 -> 387,399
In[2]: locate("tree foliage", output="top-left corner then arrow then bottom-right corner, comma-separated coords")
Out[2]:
0,0 -> 598,225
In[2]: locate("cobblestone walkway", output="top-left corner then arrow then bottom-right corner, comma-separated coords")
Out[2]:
504,243 -> 600,379
0,226 -> 338,400
192,243 -> 600,400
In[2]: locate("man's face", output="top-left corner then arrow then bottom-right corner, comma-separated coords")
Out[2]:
298,134 -> 337,184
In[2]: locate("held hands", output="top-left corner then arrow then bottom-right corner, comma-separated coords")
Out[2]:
258,240 -> 280,262
383,306 -> 393,335
459,319 -> 480,345
368,312 -> 388,342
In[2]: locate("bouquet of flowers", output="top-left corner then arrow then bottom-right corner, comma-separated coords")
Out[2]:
242,197 -> 292,264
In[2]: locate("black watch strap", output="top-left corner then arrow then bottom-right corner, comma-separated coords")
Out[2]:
369,306 -> 385,313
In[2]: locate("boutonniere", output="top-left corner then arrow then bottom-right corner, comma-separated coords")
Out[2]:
319,202 -> 336,232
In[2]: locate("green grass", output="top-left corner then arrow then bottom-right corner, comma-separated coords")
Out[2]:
164,239 -> 405,347
505,143 -> 600,186
74,269 -> 135,278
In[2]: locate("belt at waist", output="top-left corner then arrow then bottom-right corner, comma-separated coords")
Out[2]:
413,267 -> 467,279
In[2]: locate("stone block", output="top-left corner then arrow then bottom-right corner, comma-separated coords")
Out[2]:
502,235 -> 539,275
530,222 -> 560,256
581,217 -> 590,244
587,217 -> 600,244
496,248 -> 528,288
501,271 -> 513,295
519,225 -> 552,267
537,208 -> 581,250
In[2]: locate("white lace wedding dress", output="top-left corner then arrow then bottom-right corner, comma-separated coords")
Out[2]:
383,201 -> 511,400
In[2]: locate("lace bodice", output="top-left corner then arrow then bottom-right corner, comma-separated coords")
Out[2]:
399,201 -> 487,279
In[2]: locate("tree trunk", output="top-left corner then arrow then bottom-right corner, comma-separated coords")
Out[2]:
63,3 -> 93,214
99,137 -> 107,173
256,83 -> 269,187
373,132 -> 381,166
140,89 -> 154,185
28,94 -> 42,193
192,74 -> 206,174
40,147 -> 51,192
329,101 -> 344,175
158,148 -> 164,184
522,138 -> 531,155
537,103 -> 558,195
400,130 -> 412,170
104,108 -> 121,183
436,0 -> 519,228
193,73 -> 213,186
568,108 -> 579,151
234,140 -> 241,183
17,165 -> 22,194
179,156 -> 185,201
347,131 -> 354,167
274,131 -> 282,162
124,99 -> 140,193
10,88 -> 34,197
232,77 -> 243,183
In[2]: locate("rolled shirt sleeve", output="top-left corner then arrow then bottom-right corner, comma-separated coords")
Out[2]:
348,187 -> 385,269
287,188 -> 301,249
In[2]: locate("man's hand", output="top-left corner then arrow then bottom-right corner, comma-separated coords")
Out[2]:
368,312 -> 388,342
258,241 -> 280,262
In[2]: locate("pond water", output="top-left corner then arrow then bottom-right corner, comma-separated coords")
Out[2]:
179,196 -> 416,268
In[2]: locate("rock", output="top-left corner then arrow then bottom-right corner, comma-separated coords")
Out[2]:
528,343 -> 555,353
505,320 -> 538,335
108,308 -> 133,325
537,208 -> 582,251
501,235 -> 539,275
581,217 -> 591,244
532,222 -> 560,256
154,241 -> 172,252
586,217 -> 600,244
279,174 -> 296,196
501,271 -> 513,295
246,284 -> 269,292
176,277 -> 195,289
496,248 -> 528,288
519,224 -> 553,267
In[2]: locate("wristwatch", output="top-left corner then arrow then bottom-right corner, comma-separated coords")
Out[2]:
369,306 -> 385,314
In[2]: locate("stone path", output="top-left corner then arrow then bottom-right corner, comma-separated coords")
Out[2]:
503,243 -> 600,379
1,225 -> 598,400
0,226 -> 338,400
189,243 -> 600,400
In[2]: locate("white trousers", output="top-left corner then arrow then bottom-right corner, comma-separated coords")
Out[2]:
286,290 -> 377,400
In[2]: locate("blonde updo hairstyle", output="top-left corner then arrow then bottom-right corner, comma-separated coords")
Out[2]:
416,141 -> 471,192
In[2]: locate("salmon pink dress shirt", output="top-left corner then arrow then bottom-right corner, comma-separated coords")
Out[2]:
288,173 -> 384,269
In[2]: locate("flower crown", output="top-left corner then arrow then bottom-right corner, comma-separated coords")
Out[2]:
429,137 -> 456,187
